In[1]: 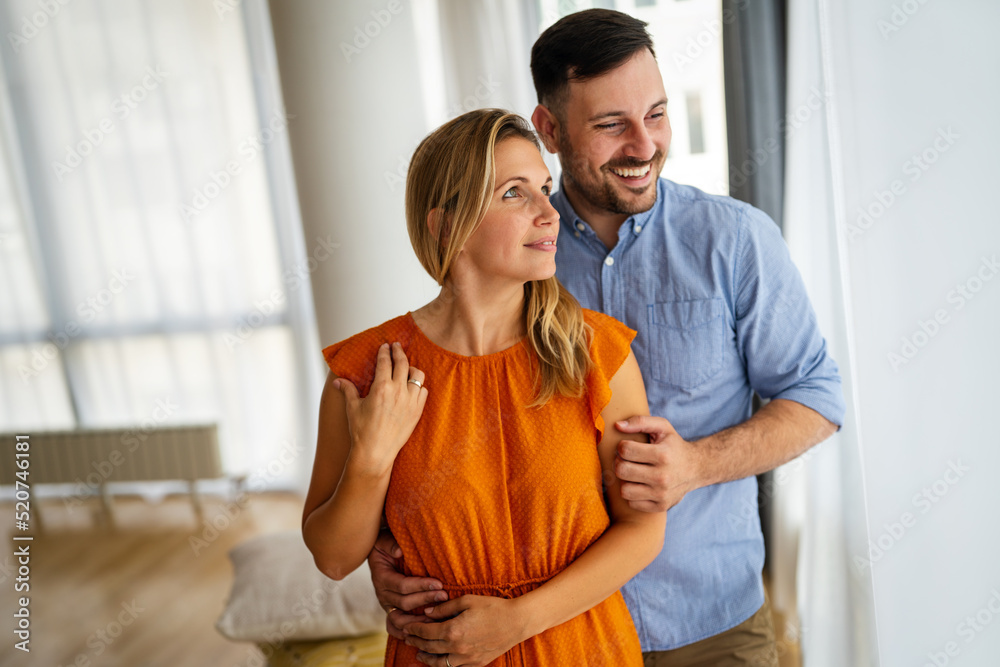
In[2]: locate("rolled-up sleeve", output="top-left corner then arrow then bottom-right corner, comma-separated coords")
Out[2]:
733,207 -> 846,427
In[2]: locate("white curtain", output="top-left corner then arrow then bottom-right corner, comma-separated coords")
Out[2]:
0,0 -> 320,490
425,0 -> 537,126
782,1 -> 1000,665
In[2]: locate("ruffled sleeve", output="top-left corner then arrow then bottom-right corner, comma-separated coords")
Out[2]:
583,309 -> 638,441
322,316 -> 412,398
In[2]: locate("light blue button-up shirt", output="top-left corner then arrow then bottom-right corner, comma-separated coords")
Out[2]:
552,177 -> 845,651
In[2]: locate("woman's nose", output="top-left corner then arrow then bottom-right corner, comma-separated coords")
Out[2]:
537,195 -> 559,226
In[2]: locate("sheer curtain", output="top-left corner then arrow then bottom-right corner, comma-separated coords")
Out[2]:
783,0 -> 1000,664
0,0 -> 319,490
778,0 -> 879,663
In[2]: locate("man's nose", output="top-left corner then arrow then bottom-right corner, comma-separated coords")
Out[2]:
623,123 -> 656,162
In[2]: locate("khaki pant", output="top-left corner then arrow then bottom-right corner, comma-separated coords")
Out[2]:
642,597 -> 778,667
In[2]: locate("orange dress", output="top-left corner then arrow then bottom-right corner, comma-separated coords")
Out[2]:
323,309 -> 643,666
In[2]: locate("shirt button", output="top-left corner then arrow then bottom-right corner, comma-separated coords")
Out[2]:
635,225 -> 643,233
604,256 -> 614,266
574,231 -> 581,238
575,222 -> 585,231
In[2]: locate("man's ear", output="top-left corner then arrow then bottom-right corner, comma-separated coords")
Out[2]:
531,104 -> 560,155
427,208 -> 451,245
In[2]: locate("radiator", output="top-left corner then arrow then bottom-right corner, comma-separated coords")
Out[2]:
0,424 -> 222,486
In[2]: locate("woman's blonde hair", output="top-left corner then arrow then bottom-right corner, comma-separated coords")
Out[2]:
406,109 -> 591,406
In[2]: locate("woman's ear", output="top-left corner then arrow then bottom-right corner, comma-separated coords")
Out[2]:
531,104 -> 560,155
427,208 -> 451,245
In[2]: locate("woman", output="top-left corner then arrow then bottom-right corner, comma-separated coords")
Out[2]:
303,109 -> 664,666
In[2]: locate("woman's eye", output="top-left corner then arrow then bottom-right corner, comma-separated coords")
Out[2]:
503,187 -> 519,198
542,185 -> 551,196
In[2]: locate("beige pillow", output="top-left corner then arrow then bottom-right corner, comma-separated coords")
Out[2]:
216,531 -> 386,642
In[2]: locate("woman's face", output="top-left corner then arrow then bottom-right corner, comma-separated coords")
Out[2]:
455,136 -> 560,286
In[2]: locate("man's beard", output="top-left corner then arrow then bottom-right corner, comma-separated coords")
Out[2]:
560,142 -> 663,216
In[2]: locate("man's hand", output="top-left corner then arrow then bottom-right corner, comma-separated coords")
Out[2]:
403,595 -> 528,666
615,401 -> 838,513
613,415 -> 706,512
368,530 -> 447,639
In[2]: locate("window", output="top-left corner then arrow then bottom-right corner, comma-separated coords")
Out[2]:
686,91 -> 706,154
0,0 -> 316,489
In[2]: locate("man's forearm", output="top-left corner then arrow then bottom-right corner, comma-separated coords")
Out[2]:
693,398 -> 838,488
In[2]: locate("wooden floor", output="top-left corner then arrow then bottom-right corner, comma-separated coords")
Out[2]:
0,493 -> 802,667
0,492 -> 304,667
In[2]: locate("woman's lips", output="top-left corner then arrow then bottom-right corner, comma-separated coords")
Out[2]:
525,237 -> 557,252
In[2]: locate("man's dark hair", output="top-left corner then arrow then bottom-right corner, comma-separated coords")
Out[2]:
530,9 -> 655,113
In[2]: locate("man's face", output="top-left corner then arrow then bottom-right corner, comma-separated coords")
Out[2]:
555,49 -> 671,218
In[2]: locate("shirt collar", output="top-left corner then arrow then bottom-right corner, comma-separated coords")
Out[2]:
552,178 -> 663,241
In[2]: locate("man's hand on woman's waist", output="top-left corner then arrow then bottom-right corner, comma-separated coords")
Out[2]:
369,530 -> 447,639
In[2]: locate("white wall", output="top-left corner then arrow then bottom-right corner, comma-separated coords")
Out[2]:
268,0 -> 440,348
822,1 -> 1000,665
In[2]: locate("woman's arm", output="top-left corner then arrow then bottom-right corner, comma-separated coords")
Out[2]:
402,350 -> 665,665
303,343 -> 427,580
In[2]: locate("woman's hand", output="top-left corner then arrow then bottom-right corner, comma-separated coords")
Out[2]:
301,343 -> 428,580
335,342 -> 428,474
402,595 -> 528,666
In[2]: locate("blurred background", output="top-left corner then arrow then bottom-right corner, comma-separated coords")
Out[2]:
0,0 -> 997,665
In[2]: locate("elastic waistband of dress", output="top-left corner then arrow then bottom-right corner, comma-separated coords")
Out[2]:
439,573 -> 558,598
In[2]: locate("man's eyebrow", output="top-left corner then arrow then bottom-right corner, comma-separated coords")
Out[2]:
587,98 -> 669,123
494,175 -> 554,192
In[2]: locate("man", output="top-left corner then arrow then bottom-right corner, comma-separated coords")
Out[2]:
369,9 -> 844,666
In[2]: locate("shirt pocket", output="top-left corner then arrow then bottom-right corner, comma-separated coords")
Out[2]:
647,298 -> 726,389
